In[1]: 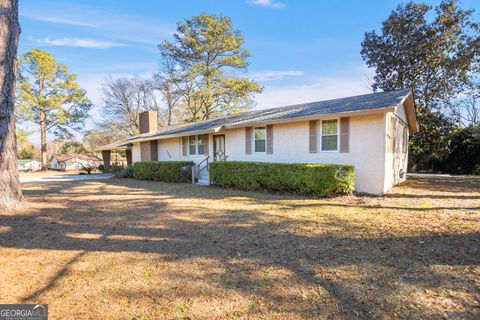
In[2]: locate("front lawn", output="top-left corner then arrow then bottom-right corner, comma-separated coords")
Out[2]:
0,175 -> 478,319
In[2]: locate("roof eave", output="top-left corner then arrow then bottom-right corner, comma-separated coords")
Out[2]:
224,106 -> 396,129
398,90 -> 419,133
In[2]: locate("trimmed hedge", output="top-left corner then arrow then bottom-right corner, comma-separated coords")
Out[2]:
110,163 -> 134,178
209,161 -> 355,196
133,161 -> 194,182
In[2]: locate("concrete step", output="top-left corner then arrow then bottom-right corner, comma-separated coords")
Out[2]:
196,178 -> 210,185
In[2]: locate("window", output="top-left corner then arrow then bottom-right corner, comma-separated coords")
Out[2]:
189,134 -> 207,155
389,117 -> 396,153
189,135 -> 197,155
321,119 -> 338,151
402,126 -> 408,154
254,127 -> 266,152
197,135 -> 205,155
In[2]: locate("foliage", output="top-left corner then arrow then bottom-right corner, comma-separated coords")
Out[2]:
18,145 -> 34,160
16,129 -> 35,159
445,126 -> 480,175
159,14 -> 262,121
110,163 -> 134,178
16,49 -> 92,167
101,76 -> 160,137
361,0 -> 480,171
361,0 -> 479,109
408,107 -> 456,171
82,128 -> 120,152
209,162 -> 355,196
133,161 -> 194,182
60,140 -> 87,154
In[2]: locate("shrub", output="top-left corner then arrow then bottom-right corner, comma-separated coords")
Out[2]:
445,126 -> 480,175
209,161 -> 355,196
133,161 -> 194,182
110,163 -> 134,178
82,163 -> 96,174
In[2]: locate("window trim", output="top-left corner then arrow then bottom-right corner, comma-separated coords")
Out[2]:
254,126 -> 267,153
320,118 -> 339,152
188,134 -> 207,156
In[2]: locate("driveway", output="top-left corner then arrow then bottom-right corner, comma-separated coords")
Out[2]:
19,173 -> 114,183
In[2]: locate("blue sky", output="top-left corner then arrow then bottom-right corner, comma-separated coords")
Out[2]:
18,0 -> 480,143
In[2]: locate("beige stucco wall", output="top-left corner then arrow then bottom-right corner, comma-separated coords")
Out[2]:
132,143 -> 141,163
383,104 -> 410,192
158,138 -> 182,161
223,114 -> 387,194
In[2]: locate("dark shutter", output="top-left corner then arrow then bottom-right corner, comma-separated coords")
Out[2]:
245,127 -> 252,155
340,117 -> 350,153
126,150 -> 132,166
150,140 -> 158,161
266,125 -> 273,154
309,120 -> 318,153
140,141 -> 149,161
182,137 -> 187,156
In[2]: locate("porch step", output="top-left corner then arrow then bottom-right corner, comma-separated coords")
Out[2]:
196,178 -> 210,185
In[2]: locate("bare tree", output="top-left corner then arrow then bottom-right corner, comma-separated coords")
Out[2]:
154,60 -> 183,126
448,81 -> 480,126
0,0 -> 28,211
101,76 -> 160,136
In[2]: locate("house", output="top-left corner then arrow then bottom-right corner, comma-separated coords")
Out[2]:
99,89 -> 418,195
18,159 -> 42,172
50,154 -> 102,171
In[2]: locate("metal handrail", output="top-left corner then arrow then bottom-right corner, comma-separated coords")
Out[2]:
192,156 -> 210,184
198,156 -> 209,173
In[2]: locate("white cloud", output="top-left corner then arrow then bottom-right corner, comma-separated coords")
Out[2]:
23,5 -> 175,46
21,13 -> 98,27
250,70 -> 304,81
36,37 -> 124,49
248,0 -> 286,9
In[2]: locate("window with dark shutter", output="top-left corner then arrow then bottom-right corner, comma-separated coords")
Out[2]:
321,119 -> 338,151
254,127 -> 266,152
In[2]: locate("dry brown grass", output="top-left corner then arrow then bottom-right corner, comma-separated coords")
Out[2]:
0,175 -> 479,319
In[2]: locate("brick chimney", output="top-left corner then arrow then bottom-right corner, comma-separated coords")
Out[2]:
139,110 -> 158,134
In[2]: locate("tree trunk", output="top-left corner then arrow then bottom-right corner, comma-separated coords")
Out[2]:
39,111 -> 47,170
0,0 -> 28,211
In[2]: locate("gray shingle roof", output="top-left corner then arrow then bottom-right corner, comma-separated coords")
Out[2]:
126,88 -> 411,142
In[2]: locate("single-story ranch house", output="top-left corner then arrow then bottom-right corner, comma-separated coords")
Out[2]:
99,89 -> 418,195
50,154 -> 102,171
18,159 -> 42,172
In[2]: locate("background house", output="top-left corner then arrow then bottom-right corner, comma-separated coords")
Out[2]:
50,154 -> 102,171
18,159 -> 42,172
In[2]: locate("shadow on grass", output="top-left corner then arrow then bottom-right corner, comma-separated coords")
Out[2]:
3,177 -> 480,319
